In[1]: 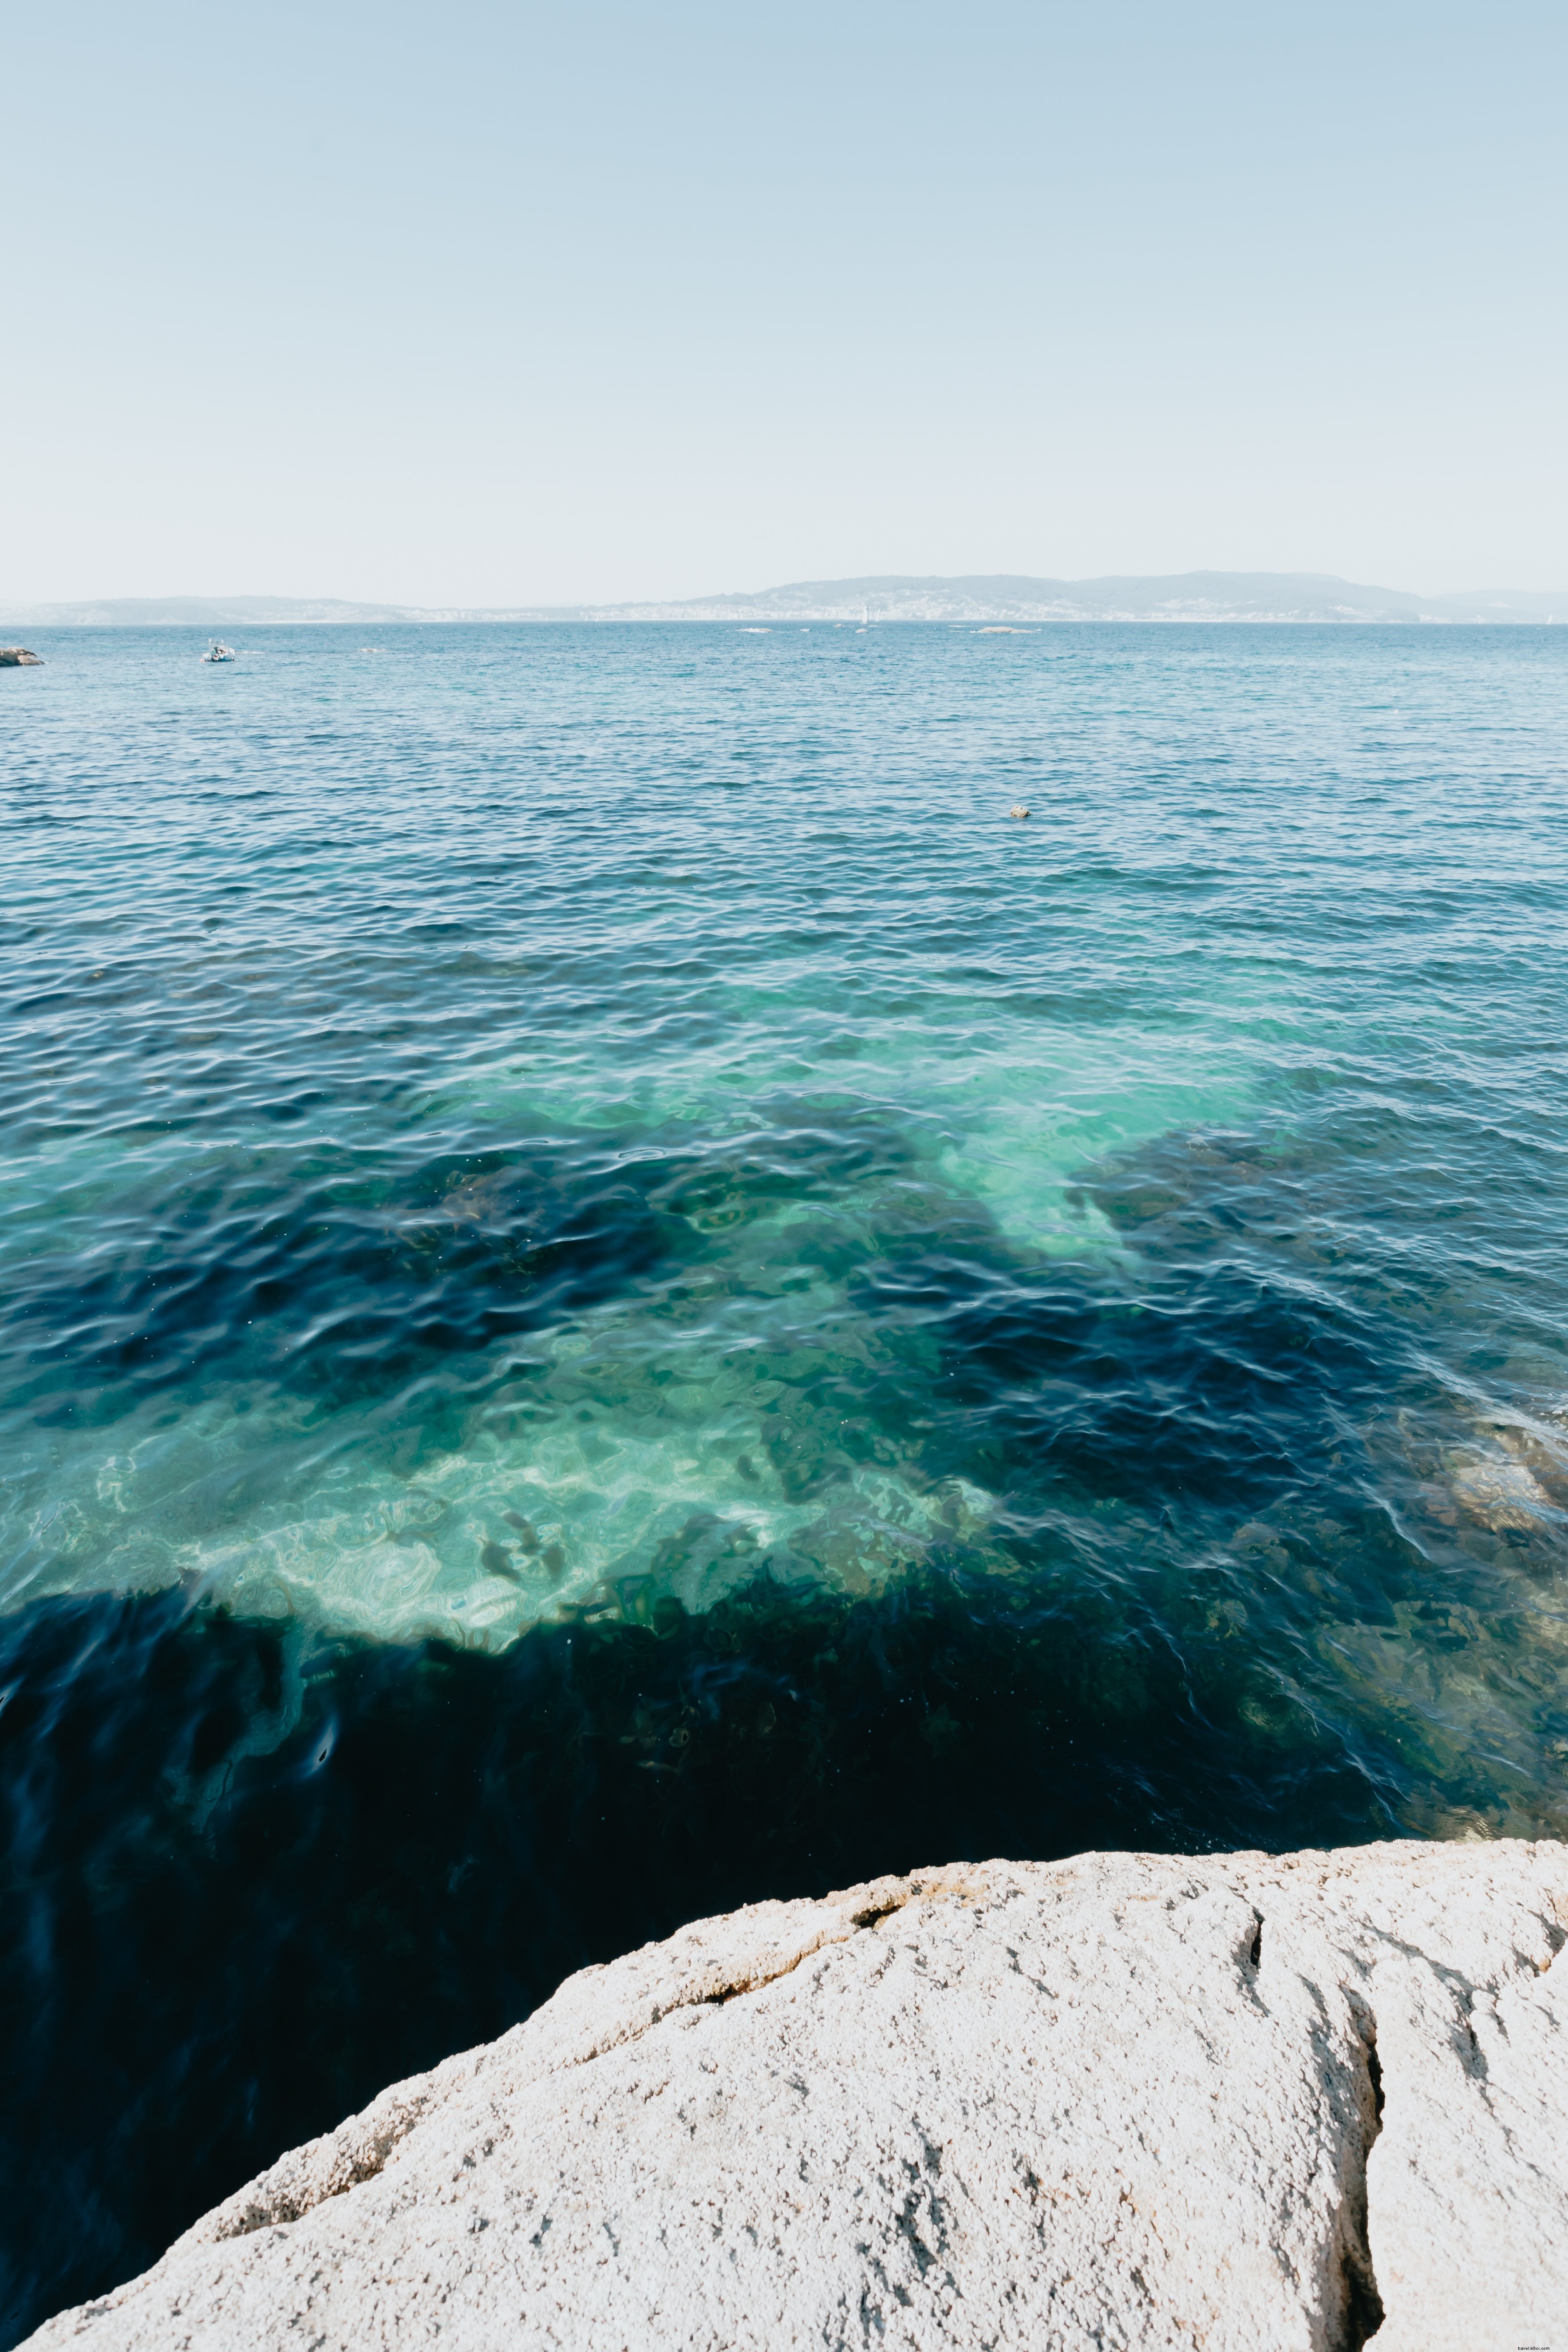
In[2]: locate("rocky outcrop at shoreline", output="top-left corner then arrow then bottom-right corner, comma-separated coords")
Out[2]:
28,1840 -> 1568,2350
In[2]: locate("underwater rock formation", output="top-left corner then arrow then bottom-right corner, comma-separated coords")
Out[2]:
27,1839 -> 1567,2350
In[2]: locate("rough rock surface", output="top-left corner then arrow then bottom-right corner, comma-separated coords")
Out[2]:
0,646 -> 43,665
28,1841 -> 1568,2351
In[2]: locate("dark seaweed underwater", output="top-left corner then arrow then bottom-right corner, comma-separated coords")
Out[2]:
3,621 -> 1566,2341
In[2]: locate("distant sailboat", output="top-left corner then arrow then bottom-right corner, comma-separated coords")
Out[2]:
202,639 -> 237,664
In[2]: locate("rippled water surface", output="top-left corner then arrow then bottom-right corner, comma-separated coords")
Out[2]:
4,621 -> 1567,2337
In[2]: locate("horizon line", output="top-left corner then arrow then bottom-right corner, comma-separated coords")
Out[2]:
5,569 -> 1566,626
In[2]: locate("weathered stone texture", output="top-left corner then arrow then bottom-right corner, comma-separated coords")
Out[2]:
28,1840 -> 1568,2350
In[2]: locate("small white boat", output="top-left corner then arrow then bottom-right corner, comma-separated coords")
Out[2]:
202,639 -> 237,664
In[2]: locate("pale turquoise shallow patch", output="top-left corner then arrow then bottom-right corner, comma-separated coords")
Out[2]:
4,619 -> 1568,1838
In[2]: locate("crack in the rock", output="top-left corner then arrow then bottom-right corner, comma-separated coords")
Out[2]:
1335,2007 -> 1385,2352
851,1899 -> 905,1930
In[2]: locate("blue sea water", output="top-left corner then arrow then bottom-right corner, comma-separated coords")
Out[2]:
2,620 -> 1566,2336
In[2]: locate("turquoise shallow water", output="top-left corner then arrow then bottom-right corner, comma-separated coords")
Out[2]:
2,620 -> 1567,2333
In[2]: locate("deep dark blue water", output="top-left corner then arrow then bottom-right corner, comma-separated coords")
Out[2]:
3,621 -> 1567,2341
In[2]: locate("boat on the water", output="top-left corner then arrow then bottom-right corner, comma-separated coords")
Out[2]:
202,640 -> 237,664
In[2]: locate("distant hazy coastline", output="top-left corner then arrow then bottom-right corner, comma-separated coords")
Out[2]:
3,571 -> 1563,629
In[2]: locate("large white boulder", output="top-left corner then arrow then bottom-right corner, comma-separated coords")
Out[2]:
29,1840 -> 1568,2350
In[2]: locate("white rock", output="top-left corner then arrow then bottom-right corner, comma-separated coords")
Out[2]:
28,1841 -> 1568,2351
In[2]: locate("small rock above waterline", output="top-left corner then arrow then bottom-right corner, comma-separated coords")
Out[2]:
1009,802 -> 1030,818
0,646 -> 43,665
27,1838 -> 1568,2350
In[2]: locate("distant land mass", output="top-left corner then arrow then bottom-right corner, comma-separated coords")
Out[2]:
3,573 -> 1564,628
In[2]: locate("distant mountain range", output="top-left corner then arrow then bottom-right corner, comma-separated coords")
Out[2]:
3,573 -> 1564,628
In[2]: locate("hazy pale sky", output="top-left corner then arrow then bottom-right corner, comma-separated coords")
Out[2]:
4,1 -> 1564,604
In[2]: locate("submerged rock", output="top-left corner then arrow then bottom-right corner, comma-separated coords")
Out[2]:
0,645 -> 42,665
27,1840 -> 1568,2350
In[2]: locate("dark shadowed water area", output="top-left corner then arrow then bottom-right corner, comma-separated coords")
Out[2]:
3,620 -> 1567,2340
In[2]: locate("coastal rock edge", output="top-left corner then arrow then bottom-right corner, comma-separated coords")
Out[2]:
28,1840 -> 1568,2350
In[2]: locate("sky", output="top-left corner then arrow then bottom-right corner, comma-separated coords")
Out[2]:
3,1 -> 1565,605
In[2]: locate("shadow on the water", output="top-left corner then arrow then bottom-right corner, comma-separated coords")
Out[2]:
0,1562 -> 1391,2345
